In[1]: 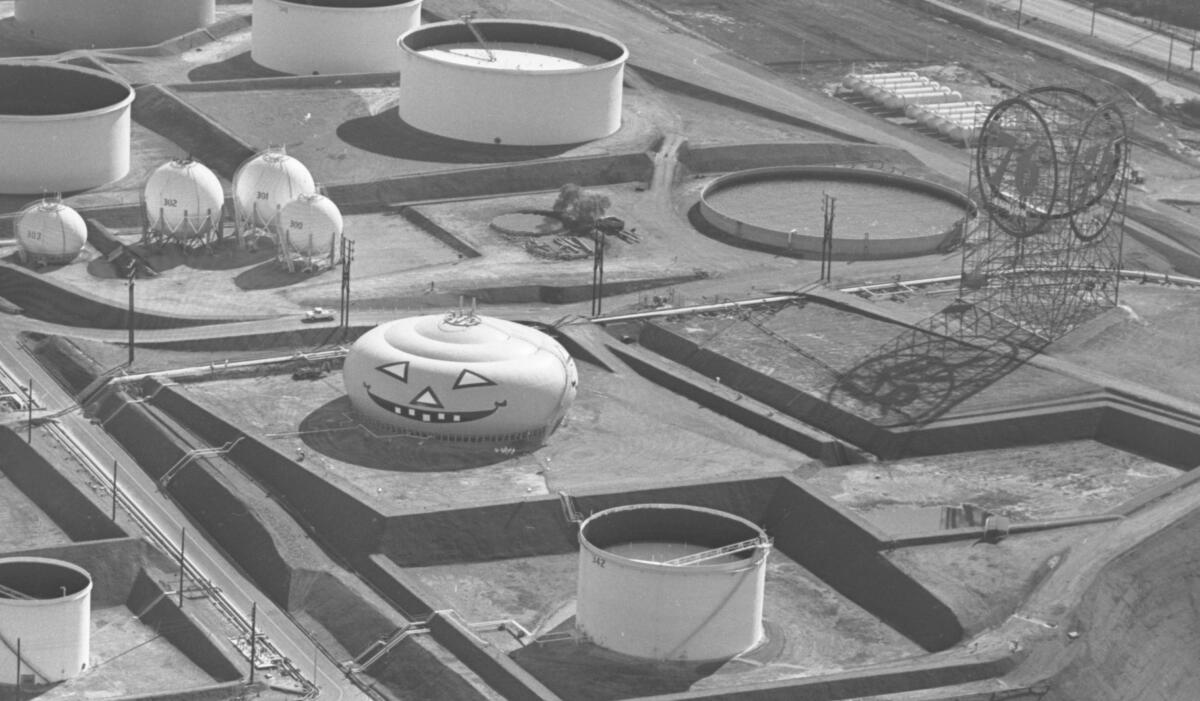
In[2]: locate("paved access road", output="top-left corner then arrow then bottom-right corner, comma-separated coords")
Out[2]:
987,0 -> 1199,78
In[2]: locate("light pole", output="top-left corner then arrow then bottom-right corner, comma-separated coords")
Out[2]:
1090,3 -> 1098,37
126,268 -> 135,366
1016,0 -> 1024,29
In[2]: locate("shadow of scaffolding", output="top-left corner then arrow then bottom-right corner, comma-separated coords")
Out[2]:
825,300 -> 1050,436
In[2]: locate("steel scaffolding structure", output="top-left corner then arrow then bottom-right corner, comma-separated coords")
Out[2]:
959,87 -> 1129,345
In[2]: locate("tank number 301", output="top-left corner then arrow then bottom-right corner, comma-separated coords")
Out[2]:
592,555 -> 606,568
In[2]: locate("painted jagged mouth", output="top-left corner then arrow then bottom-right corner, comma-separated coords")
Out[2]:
366,389 -> 506,423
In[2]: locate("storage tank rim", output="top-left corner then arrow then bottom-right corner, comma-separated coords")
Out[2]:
0,60 -> 134,121
265,0 -> 421,12
398,19 -> 629,75
578,503 -> 770,573
0,556 -> 93,603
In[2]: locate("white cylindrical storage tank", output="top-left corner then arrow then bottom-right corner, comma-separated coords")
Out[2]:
0,62 -> 132,195
143,158 -> 224,240
576,504 -> 771,661
280,193 -> 342,256
232,148 -> 315,232
15,199 -> 87,264
398,20 -> 628,145
343,313 -> 578,444
14,0 -> 214,49
0,558 -> 91,684
252,0 -> 421,75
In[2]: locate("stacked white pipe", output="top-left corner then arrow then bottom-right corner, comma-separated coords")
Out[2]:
844,71 -> 960,110
905,100 -> 988,142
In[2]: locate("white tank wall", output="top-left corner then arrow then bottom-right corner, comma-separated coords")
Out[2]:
15,0 -> 215,49
144,159 -> 225,239
232,150 -> 316,231
0,558 -> 91,683
398,21 -> 627,146
576,505 -> 768,661
252,0 -> 421,75
0,65 -> 133,195
281,194 -> 342,255
15,201 -> 88,263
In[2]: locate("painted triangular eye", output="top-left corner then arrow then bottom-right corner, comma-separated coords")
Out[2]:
453,369 -> 496,389
410,387 -> 443,408
377,361 -> 409,383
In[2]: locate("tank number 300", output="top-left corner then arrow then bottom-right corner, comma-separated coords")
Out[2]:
592,555 -> 606,568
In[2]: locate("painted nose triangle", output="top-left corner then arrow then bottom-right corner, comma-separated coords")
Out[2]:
410,387 -> 443,408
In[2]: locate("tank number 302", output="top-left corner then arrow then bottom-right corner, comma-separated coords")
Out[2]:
162,198 -> 178,207
592,555 -> 606,568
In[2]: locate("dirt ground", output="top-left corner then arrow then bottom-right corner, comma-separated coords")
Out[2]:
410,549 -> 924,697
0,469 -> 69,550
36,607 -> 216,701
804,439 -> 1181,524
179,352 -> 810,512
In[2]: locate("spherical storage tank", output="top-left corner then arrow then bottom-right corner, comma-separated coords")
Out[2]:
144,158 -> 224,240
15,0 -> 214,49
0,61 -> 133,195
233,148 -> 316,232
343,313 -> 578,443
398,20 -> 628,145
0,558 -> 91,683
15,199 -> 88,265
281,193 -> 342,256
576,504 -> 771,661
252,0 -> 421,75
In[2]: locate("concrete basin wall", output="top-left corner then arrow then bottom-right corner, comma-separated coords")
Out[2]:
699,166 -> 971,260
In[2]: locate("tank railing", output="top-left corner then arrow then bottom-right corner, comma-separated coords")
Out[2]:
0,583 -> 34,600
344,619 -> 431,673
558,490 -> 582,523
459,12 -> 497,62
158,437 -> 244,489
660,535 -> 772,567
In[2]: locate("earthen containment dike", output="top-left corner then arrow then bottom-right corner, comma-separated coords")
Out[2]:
252,0 -> 421,75
397,20 -> 627,145
15,0 -> 215,49
576,504 -> 770,661
0,61 -> 133,195
0,557 -> 92,684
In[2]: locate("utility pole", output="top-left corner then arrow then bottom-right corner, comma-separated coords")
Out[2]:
126,268 -> 136,366
1167,32 -> 1175,82
820,194 -> 836,283
1090,3 -> 1098,37
15,637 -> 21,701
248,602 -> 258,684
111,460 -> 119,522
339,237 -> 354,341
591,228 -> 606,316
25,377 -> 32,444
1016,0 -> 1024,29
177,528 -> 186,608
